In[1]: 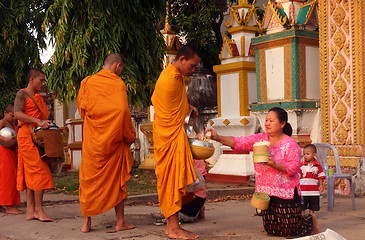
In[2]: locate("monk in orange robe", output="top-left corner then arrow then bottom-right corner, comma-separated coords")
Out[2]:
0,103 -> 22,214
14,69 -> 54,221
152,45 -> 201,240
77,53 -> 136,232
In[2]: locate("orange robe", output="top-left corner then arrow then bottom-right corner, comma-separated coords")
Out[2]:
17,92 -> 54,191
0,124 -> 20,205
77,69 -> 136,217
151,63 -> 196,218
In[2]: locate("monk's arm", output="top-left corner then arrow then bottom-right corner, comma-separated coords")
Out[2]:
14,90 -> 43,125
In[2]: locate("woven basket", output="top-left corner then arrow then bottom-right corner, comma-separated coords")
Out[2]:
253,145 -> 270,163
250,192 -> 270,210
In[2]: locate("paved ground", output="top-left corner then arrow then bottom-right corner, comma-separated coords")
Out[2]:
0,188 -> 363,240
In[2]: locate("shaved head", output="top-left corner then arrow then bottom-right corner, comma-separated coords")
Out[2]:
27,68 -> 44,81
175,45 -> 201,61
104,53 -> 123,66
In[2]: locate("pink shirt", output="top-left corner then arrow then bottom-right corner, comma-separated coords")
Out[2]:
233,133 -> 301,199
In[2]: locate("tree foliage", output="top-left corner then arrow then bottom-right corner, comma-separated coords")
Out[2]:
43,0 -> 167,106
0,0 -> 51,117
168,0 -> 227,72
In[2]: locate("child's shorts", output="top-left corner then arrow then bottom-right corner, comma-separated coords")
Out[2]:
302,196 -> 320,211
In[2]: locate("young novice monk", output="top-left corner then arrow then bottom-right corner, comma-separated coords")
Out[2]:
0,103 -> 23,214
300,144 -> 326,216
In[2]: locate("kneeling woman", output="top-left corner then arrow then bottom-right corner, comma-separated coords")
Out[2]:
206,107 -> 319,237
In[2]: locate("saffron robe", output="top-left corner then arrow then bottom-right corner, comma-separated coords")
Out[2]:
0,124 -> 20,205
151,63 -> 196,218
77,69 -> 136,217
17,92 -> 54,191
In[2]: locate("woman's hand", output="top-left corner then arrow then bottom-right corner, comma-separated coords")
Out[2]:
266,157 -> 276,168
266,157 -> 287,173
205,129 -> 219,141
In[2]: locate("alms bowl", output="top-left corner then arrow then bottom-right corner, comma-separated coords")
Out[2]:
188,138 -> 215,160
0,127 -> 17,146
34,122 -> 59,132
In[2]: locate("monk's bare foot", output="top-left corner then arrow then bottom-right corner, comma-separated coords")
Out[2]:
6,206 -> 23,215
168,227 -> 198,240
0,206 -> 6,213
81,217 -> 91,233
26,208 -> 35,220
34,209 -> 53,222
115,220 -> 135,231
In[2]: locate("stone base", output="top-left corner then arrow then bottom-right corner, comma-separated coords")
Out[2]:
138,153 -> 156,170
206,173 -> 250,185
208,152 -> 255,175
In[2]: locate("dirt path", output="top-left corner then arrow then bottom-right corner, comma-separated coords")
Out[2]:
0,193 -> 363,239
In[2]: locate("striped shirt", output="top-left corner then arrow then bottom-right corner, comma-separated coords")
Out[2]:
299,159 -> 326,196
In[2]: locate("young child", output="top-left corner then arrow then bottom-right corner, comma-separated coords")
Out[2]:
0,103 -> 22,214
300,144 -> 326,216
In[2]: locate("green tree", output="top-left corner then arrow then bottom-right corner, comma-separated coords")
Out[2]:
43,0 -> 166,106
0,0 -> 50,117
168,0 -> 227,72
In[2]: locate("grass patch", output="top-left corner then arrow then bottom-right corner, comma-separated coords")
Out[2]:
51,171 -> 79,195
127,168 -> 157,196
49,167 -> 157,196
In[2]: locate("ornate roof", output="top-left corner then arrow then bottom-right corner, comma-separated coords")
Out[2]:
224,2 -> 259,28
164,35 -> 180,52
257,0 -> 318,34
297,0 -> 318,25
258,0 -> 288,32
219,35 -> 240,60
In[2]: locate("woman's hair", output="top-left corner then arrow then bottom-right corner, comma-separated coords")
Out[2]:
268,107 -> 293,136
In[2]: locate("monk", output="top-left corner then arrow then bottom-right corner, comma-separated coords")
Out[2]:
151,45 -> 201,239
14,68 -> 54,222
0,103 -> 22,214
77,53 -> 136,232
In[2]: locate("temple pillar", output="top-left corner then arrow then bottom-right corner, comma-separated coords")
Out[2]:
318,0 -> 365,194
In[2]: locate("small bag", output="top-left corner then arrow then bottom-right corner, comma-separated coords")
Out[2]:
25,91 -> 64,159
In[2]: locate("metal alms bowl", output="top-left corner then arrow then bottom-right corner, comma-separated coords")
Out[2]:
188,138 -> 214,160
0,127 -> 17,147
34,122 -> 59,132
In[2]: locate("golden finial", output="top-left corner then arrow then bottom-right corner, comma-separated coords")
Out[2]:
238,0 -> 254,7
239,0 -> 249,5
165,2 -> 172,32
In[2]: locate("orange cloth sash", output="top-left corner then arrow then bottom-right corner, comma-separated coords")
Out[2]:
0,124 -> 20,205
17,92 -> 54,191
151,63 -> 196,218
77,69 -> 136,217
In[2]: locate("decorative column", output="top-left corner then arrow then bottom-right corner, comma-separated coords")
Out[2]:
318,0 -> 365,194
